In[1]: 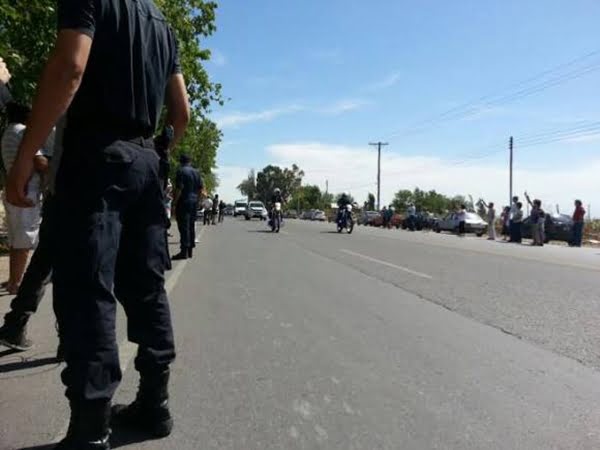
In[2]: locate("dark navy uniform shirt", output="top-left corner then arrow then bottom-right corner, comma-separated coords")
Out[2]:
57,0 -> 181,138
175,164 -> 203,203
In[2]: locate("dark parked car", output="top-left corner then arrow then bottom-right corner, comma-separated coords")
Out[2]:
360,210 -> 380,226
402,213 -> 437,231
522,213 -> 572,243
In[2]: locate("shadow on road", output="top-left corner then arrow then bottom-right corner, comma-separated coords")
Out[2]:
18,425 -> 167,450
247,230 -> 275,234
20,445 -> 55,450
110,427 -> 167,449
0,356 -> 60,374
320,231 -> 343,234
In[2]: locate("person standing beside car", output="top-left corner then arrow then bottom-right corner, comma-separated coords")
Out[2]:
570,200 -> 586,247
481,201 -> 496,241
512,202 -> 524,243
457,205 -> 467,236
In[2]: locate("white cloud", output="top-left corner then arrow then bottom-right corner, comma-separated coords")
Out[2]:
214,98 -> 368,129
264,142 -> 600,214
318,99 -> 369,115
211,50 -> 227,67
366,71 -> 401,92
215,165 -> 251,201
214,105 -> 303,129
564,132 -> 600,144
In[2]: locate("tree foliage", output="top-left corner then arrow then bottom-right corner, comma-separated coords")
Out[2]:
392,188 -> 473,214
292,185 -> 334,211
0,0 -> 224,192
365,193 -> 376,211
254,164 -> 304,206
237,170 -> 257,201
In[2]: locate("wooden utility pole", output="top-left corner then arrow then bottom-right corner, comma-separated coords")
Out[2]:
369,142 -> 389,210
509,136 -> 514,206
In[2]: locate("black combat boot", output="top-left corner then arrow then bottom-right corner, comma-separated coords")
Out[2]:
111,368 -> 173,437
171,251 -> 188,261
55,400 -> 111,450
0,320 -> 32,351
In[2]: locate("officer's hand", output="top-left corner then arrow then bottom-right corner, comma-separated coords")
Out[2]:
0,57 -> 10,84
6,154 -> 34,207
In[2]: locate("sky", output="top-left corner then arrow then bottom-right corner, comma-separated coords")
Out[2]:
204,0 -> 600,216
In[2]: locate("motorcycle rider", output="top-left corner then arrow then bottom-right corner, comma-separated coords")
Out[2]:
269,188 -> 284,230
271,187 -> 284,207
337,192 -> 352,222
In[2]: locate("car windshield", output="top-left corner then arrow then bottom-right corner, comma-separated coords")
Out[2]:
249,202 -> 263,208
465,213 -> 482,221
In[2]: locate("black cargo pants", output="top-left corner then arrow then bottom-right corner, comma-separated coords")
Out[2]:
175,198 -> 196,253
3,195 -> 55,328
53,134 -> 176,402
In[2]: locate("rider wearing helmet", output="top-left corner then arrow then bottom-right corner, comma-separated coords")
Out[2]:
337,192 -> 352,221
337,192 -> 351,208
271,187 -> 284,206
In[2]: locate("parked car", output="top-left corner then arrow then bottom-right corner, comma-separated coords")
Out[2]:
245,201 -> 268,220
522,213 -> 572,243
434,212 -> 487,236
301,210 -> 315,220
284,210 -> 299,219
312,210 -> 327,221
371,213 -> 403,228
402,212 -> 437,231
234,200 -> 248,217
360,210 -> 380,226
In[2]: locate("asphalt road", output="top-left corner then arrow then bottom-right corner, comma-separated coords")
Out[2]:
1,218 -> 600,449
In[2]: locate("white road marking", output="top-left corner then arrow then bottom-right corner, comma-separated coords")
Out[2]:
341,249 -> 433,280
52,228 -> 200,443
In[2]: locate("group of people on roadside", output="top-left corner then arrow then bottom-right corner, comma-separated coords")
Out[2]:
200,194 -> 226,226
481,195 -> 587,247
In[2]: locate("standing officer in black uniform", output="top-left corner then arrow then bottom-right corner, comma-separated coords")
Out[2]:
6,0 -> 190,448
172,154 -> 203,260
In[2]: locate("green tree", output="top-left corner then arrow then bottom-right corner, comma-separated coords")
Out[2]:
0,0 -> 224,189
392,189 -> 414,211
254,164 -> 304,205
366,193 -> 376,210
293,185 -> 322,211
237,169 -> 257,201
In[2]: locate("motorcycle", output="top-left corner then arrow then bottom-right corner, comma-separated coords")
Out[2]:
270,202 -> 283,233
337,204 -> 354,234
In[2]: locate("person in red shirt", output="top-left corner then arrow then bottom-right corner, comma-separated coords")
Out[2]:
570,200 -> 586,247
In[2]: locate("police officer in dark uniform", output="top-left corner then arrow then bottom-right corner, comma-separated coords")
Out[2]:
172,154 -> 203,260
6,0 -> 190,448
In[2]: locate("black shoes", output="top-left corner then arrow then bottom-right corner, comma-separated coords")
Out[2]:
111,368 -> 173,438
172,248 -> 193,260
0,323 -> 33,351
55,400 -> 111,450
171,252 -> 188,261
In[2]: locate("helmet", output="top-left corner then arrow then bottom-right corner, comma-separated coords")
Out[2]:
274,188 -> 281,194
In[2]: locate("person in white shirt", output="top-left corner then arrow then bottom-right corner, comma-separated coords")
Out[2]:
1,103 -> 53,294
481,201 -> 497,240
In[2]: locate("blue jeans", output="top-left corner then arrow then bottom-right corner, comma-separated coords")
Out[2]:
571,222 -> 584,247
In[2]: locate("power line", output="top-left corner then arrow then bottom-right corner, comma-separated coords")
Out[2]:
385,49 -> 600,139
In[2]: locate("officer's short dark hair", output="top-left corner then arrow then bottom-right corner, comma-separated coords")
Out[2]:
179,154 -> 191,164
6,102 -> 31,124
